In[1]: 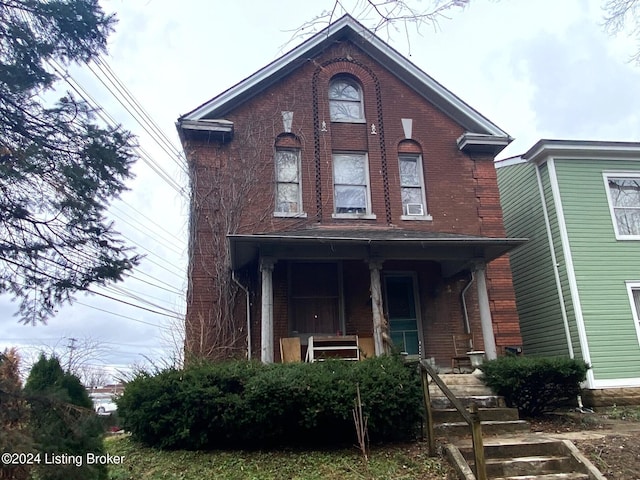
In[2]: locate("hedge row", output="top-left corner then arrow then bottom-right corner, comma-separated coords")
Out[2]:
117,356 -> 422,450
480,356 -> 589,417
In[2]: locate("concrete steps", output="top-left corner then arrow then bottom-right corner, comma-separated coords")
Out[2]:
430,374 -> 605,479
429,373 -> 527,438
446,440 -> 604,480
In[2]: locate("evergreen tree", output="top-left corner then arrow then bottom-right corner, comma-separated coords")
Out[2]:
0,0 -> 141,323
25,354 -> 106,480
0,348 -> 32,480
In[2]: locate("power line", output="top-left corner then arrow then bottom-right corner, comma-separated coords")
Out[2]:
111,202 -> 185,248
48,59 -> 188,197
93,57 -> 188,168
84,288 -> 182,320
74,301 -> 173,330
127,273 -> 184,295
84,59 -> 189,177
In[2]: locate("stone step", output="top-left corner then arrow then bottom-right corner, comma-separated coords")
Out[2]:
431,373 -> 488,386
430,384 -> 495,397
435,419 -> 530,437
431,395 -> 506,409
432,407 -> 520,423
482,455 -> 575,478
452,441 -> 605,480
458,441 -> 567,459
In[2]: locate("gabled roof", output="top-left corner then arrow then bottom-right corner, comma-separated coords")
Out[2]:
177,14 -> 510,140
522,139 -> 640,165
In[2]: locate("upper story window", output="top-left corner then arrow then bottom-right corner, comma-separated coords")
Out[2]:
328,77 -> 364,122
274,149 -> 303,216
398,151 -> 431,221
332,153 -> 374,218
604,173 -> 640,238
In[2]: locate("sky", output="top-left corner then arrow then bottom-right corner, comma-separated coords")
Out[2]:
2,0 -> 640,382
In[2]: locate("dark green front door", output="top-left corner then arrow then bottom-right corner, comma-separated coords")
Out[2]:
384,274 -> 421,356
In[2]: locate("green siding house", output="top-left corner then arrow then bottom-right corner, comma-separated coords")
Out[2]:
497,139 -> 640,405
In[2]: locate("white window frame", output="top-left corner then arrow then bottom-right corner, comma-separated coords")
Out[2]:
328,77 -> 365,123
624,281 -> 640,347
399,154 -> 432,221
332,152 -> 376,219
603,172 -> 640,240
274,148 -> 306,218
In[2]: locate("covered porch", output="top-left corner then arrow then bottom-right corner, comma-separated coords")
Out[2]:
228,228 -> 525,367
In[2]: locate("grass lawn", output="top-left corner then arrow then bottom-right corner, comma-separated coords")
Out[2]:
105,435 -> 453,480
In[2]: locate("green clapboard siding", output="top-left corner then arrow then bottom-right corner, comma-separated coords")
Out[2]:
497,162 -> 572,357
554,160 -> 640,380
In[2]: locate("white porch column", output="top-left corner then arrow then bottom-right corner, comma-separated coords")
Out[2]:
368,260 -> 386,356
260,257 -> 276,363
475,262 -> 498,360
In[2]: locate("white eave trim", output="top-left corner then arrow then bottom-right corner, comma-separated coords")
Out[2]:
179,15 -> 509,137
495,155 -> 526,169
457,132 -> 512,155
523,139 -> 640,165
178,118 -> 234,133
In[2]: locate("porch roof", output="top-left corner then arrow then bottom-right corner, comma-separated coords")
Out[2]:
228,228 -> 526,276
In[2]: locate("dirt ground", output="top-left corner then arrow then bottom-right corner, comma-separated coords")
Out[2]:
529,409 -> 640,480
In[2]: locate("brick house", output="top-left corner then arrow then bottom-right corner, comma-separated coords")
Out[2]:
176,15 -> 524,366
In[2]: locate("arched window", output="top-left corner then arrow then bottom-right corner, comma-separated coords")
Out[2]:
328,77 -> 364,122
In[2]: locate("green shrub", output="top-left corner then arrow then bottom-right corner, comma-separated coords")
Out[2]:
25,354 -> 107,480
479,356 -> 589,417
117,356 -> 422,450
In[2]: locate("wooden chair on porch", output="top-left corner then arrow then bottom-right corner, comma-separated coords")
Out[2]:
451,333 -> 474,373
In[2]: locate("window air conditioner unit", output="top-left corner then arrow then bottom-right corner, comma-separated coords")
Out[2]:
406,203 -> 424,216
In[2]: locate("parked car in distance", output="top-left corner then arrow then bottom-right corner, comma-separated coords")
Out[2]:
91,395 -> 117,415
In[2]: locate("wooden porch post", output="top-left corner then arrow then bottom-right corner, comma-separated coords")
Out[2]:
475,261 -> 497,360
368,260 -> 386,356
260,257 -> 276,363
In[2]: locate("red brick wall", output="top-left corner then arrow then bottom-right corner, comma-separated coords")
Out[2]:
182,38 -> 521,361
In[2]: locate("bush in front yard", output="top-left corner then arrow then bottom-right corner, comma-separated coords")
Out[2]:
117,356 -> 422,450
479,356 -> 589,417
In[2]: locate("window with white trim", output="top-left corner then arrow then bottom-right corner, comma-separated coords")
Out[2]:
333,153 -> 372,216
625,282 -> 640,346
399,154 -> 429,218
605,174 -> 640,238
275,149 -> 302,215
328,77 -> 364,122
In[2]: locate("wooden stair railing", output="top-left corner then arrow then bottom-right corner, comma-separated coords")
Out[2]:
418,359 -> 487,480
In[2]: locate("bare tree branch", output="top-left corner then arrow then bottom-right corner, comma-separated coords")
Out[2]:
603,0 -> 640,63
284,0 -> 470,50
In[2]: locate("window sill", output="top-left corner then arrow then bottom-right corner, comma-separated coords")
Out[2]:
400,214 -> 433,221
273,212 -> 308,218
330,118 -> 367,124
332,213 -> 377,220
615,236 -> 640,240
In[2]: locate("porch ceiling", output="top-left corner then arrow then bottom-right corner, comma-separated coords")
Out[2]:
228,229 -> 526,276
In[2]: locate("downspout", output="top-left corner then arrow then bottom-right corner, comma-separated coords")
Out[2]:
535,165 -> 575,359
460,271 -> 475,334
232,270 -> 251,360
535,165 -> 590,411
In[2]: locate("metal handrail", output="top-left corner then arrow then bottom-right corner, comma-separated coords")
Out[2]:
419,359 -> 487,480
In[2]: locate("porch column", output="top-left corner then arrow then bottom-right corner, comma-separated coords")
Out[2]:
368,260 -> 386,356
260,257 -> 276,363
475,262 -> 498,360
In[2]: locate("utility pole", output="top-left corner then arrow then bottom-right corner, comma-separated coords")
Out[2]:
67,337 -> 77,373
